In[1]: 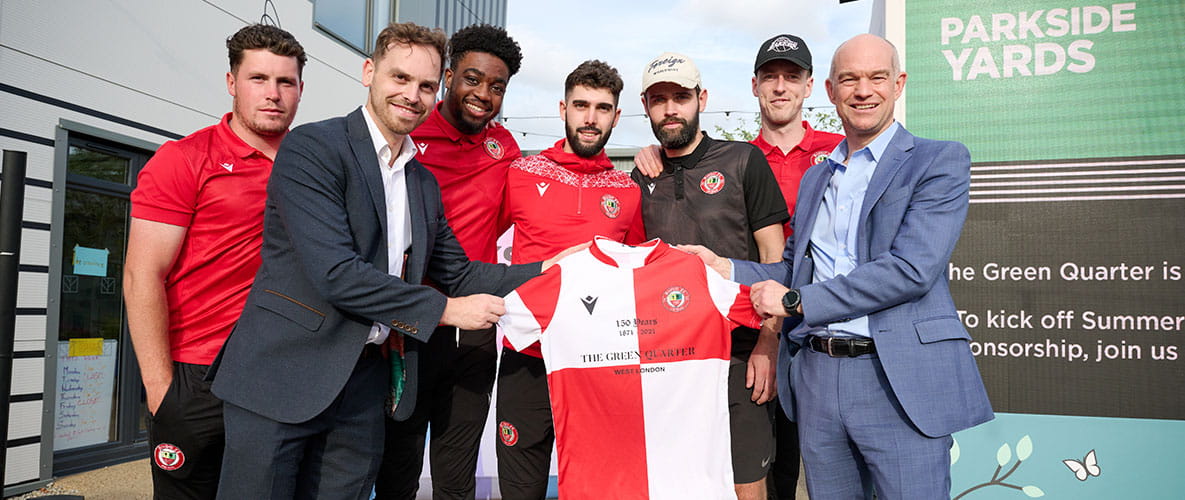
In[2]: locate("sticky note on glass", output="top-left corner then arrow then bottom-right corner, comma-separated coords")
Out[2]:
72,245 -> 109,277
68,338 -> 103,357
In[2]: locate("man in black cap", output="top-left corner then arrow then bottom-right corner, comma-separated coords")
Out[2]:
750,33 -> 844,500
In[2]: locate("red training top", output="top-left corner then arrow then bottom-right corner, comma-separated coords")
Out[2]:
503,139 -> 645,357
411,102 -> 521,262
751,121 -> 844,236
130,113 -> 274,365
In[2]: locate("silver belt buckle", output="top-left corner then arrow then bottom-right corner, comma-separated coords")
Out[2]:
824,337 -> 836,357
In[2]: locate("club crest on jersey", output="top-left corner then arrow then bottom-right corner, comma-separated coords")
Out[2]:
811,152 -> 829,165
484,137 -> 505,160
498,421 -> 519,446
600,194 -> 621,218
662,286 -> 689,312
700,171 -> 725,194
153,443 -> 185,471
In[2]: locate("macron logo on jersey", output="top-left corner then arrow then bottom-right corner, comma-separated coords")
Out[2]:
536,182 -> 550,197
646,183 -> 656,194
581,295 -> 598,314
220,162 -> 234,172
416,142 -> 429,155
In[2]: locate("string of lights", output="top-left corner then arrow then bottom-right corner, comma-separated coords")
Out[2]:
501,105 -> 836,121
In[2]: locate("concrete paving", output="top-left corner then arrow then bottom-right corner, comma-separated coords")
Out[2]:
6,458 -> 807,499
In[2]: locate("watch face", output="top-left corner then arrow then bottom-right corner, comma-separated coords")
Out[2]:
782,289 -> 801,315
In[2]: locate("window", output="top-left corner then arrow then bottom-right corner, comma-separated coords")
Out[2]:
314,0 -> 395,55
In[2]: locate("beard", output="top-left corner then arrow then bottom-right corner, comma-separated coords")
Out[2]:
565,124 -> 612,158
650,112 -> 699,150
233,101 -> 292,138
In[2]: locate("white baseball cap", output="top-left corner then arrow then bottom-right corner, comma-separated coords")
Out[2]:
641,52 -> 701,93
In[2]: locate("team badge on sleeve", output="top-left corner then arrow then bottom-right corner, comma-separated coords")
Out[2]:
153,443 -> 185,471
601,194 -> 621,218
498,421 -> 519,446
662,286 -> 689,312
811,151 -> 830,165
699,171 -> 725,194
484,137 -> 505,160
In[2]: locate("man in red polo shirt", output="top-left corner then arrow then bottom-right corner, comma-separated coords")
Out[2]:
749,34 -> 843,500
634,34 -> 843,500
124,24 -> 304,499
374,24 -> 523,500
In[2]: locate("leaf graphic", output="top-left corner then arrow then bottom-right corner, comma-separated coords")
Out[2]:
1023,485 -> 1045,497
997,443 -> 1012,467
951,438 -> 961,465
1017,435 -> 1033,461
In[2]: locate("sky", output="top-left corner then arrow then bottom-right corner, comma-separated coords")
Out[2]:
499,0 -> 875,151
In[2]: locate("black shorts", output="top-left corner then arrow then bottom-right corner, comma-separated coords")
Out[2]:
146,362 -> 224,500
728,335 -> 776,484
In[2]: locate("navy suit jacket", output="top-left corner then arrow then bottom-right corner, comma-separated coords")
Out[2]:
734,125 -> 993,438
211,108 -> 539,423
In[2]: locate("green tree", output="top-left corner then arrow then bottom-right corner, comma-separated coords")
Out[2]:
713,106 -> 843,140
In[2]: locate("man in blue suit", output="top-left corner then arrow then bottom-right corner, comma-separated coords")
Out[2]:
685,34 -> 993,499
209,23 -> 571,498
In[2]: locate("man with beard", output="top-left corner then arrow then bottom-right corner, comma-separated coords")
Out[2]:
210,23 -> 567,498
495,60 -> 644,499
375,24 -> 524,500
631,52 -> 788,500
125,24 -> 304,499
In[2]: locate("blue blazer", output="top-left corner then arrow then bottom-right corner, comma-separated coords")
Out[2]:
734,125 -> 993,438
211,108 -> 539,423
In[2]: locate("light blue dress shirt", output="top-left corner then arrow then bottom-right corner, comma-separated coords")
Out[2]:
805,121 -> 900,338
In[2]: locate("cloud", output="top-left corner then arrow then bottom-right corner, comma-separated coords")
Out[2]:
501,0 -> 873,150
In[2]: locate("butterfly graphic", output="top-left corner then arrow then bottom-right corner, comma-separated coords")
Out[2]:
1063,449 -> 1100,481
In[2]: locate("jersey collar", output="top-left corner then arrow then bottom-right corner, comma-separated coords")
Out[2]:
588,236 -> 668,268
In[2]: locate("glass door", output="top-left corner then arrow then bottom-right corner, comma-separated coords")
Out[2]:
53,135 -> 151,473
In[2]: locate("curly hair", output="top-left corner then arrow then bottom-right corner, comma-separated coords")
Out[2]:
227,24 -> 306,76
565,60 -> 624,104
372,22 -> 449,71
448,24 -> 522,77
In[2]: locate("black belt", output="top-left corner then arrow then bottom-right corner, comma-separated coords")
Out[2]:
807,335 -> 876,357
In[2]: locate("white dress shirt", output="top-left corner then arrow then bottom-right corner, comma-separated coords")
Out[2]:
361,105 -> 416,345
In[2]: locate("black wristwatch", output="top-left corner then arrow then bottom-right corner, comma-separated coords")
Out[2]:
781,289 -> 802,317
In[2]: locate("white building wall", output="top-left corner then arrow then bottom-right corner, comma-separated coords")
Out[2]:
0,0 -> 375,493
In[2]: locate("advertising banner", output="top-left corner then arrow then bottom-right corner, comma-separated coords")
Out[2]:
902,1 -> 1185,498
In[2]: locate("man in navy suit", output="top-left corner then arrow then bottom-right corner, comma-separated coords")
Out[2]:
210,23 -> 570,499
686,34 -> 993,499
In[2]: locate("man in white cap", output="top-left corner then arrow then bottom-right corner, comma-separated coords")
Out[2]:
630,52 -> 789,500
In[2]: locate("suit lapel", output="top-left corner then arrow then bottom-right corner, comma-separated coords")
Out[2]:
857,126 -> 914,260
792,161 -> 833,270
404,162 -> 428,285
347,108 -> 391,272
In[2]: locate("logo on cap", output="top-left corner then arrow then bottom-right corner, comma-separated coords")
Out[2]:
769,36 -> 799,52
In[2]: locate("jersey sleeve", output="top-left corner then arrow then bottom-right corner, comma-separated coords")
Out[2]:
741,146 -> 790,231
499,266 -> 563,351
703,264 -> 762,330
130,141 -> 199,227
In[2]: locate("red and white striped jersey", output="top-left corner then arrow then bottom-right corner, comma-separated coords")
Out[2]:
499,237 -> 762,500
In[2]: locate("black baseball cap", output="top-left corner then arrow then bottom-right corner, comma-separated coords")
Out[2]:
754,34 -> 812,74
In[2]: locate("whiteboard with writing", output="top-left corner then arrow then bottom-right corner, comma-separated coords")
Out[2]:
54,339 -> 118,451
